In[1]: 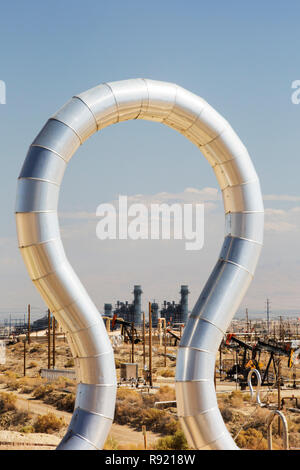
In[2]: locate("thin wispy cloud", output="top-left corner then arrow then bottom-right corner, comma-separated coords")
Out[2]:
264,194 -> 300,202
2,188 -> 300,312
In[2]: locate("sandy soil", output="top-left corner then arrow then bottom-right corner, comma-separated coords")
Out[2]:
0,385 -> 161,450
0,430 -> 59,449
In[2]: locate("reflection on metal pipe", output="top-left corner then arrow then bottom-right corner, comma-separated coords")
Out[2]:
247,369 -> 262,407
267,410 -> 289,450
16,79 -> 263,450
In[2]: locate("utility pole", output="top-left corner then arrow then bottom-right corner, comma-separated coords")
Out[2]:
48,309 -> 51,369
27,304 -> 31,345
52,315 -> 56,369
266,299 -> 270,335
149,302 -> 153,387
23,340 -> 26,377
142,312 -> 146,369
235,350 -> 238,390
245,308 -> 249,333
277,358 -> 281,435
279,316 -> 283,342
164,326 -> 167,368
131,322 -> 135,363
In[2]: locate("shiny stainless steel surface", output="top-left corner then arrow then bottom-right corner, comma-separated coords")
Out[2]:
16,79 -> 263,450
267,410 -> 289,450
247,369 -> 262,406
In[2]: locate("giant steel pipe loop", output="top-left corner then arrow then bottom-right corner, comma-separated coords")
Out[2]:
15,79 -> 264,450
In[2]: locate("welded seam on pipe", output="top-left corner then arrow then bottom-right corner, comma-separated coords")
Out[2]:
18,238 -> 59,249
73,96 -> 99,130
219,259 -> 254,276
50,117 -> 84,144
104,83 -> 120,123
30,144 -> 70,162
18,177 -> 61,186
228,235 -> 263,246
187,316 -> 227,335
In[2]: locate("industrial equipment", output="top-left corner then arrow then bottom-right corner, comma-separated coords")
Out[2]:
160,285 -> 189,325
111,315 -> 141,344
225,334 -> 260,387
225,335 -> 299,388
120,363 -> 138,381
166,328 -> 181,346
106,285 -> 143,326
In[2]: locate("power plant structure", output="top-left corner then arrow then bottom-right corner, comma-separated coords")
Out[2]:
104,284 -> 190,327
160,285 -> 190,325
104,285 -> 143,326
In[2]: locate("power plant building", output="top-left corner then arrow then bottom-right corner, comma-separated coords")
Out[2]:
104,284 -> 189,326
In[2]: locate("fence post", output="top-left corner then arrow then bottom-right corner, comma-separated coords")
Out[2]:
142,425 -> 147,449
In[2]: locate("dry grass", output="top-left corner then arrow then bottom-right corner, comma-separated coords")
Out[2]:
115,388 -> 179,435
19,424 -> 34,433
33,413 -> 66,434
33,384 -> 55,400
64,358 -> 74,368
236,428 -> 268,450
0,392 -> 33,432
0,393 -> 17,412
155,385 -> 176,402
52,376 -> 76,389
159,368 -> 175,378
104,435 -> 119,450
154,430 -> 189,450
1,339 -> 72,378
55,393 -> 75,412
18,377 -> 45,394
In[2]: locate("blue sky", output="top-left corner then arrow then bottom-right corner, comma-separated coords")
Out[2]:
0,1 -> 300,320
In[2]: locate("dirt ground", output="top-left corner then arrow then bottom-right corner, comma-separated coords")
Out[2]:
0,335 -> 174,450
1,332 -> 300,450
0,385 -> 160,450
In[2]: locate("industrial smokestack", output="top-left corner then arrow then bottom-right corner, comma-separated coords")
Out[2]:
151,302 -> 159,327
180,285 -> 189,324
104,303 -> 113,318
133,285 -> 142,326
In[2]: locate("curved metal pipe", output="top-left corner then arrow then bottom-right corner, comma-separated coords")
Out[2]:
247,369 -> 262,406
267,410 -> 289,450
15,79 -> 263,450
